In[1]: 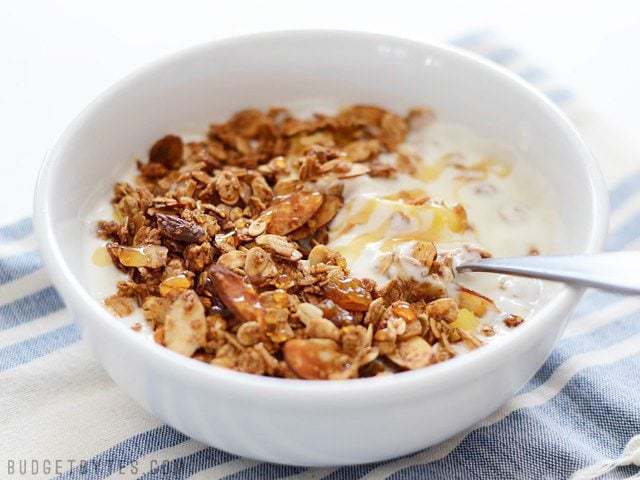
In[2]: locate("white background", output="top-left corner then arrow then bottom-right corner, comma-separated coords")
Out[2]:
1,0 -> 639,225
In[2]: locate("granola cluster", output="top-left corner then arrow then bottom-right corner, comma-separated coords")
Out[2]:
97,105 -> 522,380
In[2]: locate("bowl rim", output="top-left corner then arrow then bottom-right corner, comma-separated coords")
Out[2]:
34,29 -> 610,402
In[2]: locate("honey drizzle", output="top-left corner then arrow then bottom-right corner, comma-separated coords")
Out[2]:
417,154 -> 512,183
333,197 -> 468,260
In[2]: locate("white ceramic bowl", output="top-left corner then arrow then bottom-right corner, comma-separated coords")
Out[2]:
34,30 -> 608,466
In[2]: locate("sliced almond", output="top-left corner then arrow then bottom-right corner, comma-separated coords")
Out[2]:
457,286 -> 497,317
306,195 -> 342,230
263,191 -> 323,235
164,290 -> 206,356
283,339 -> 352,380
208,264 -> 264,323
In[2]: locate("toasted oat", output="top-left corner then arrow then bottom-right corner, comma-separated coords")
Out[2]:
105,295 -> 135,317
457,287 -> 497,317
255,234 -> 302,261
244,247 -> 279,283
387,337 -> 433,370
142,296 -> 171,325
217,250 -> 247,271
236,321 -> 263,346
412,241 -> 437,271
295,302 -> 324,325
425,298 -> 459,324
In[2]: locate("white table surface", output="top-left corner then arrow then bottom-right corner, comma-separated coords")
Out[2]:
1,0 -> 639,225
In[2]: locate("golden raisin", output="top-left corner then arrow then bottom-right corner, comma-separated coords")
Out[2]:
323,277 -> 372,312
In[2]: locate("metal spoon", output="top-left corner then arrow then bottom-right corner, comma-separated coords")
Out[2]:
456,251 -> 640,295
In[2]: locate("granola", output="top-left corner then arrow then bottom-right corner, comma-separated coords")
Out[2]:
94,105 -> 533,380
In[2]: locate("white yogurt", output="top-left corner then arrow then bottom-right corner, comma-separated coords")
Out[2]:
327,120 -> 563,324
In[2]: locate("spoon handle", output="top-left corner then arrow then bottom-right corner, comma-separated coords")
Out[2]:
456,251 -> 640,295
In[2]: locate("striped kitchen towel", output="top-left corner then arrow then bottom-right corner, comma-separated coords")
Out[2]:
2,31 -> 640,480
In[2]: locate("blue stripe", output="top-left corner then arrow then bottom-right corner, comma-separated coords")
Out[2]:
221,463 -> 305,480
0,217 -> 33,243
320,461 -> 397,480
522,305 -> 640,393
572,290 -> 624,318
485,47 -> 519,65
387,355 -> 640,479
449,31 -> 491,47
1,286 -> 65,330
545,88 -> 574,105
609,170 -> 640,209
0,323 -> 79,372
137,447 -> 236,480
516,66 -> 546,83
54,426 -> 189,480
606,211 -> 640,251
0,251 -> 42,284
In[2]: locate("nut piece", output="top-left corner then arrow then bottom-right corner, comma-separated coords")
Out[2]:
263,191 -> 324,235
164,290 -> 207,356
504,314 -> 524,328
386,337 -> 432,370
283,339 -> 352,380
149,135 -> 183,168
457,287 -> 497,317
208,264 -> 264,323
307,195 -> 342,231
255,234 -> 302,261
156,214 -> 206,243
